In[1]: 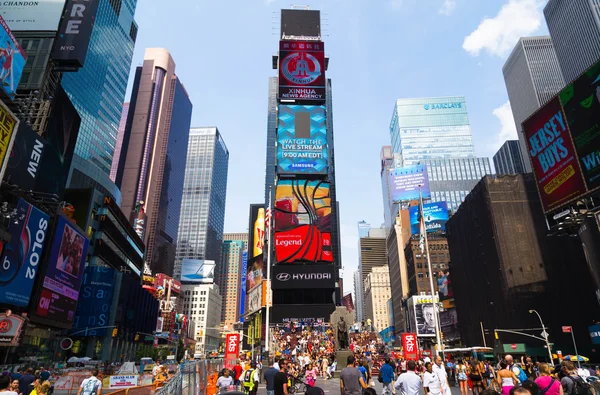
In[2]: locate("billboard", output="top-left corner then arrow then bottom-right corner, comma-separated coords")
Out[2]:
252,208 -> 264,258
274,179 -> 333,264
558,59 -> 600,192
0,199 -> 49,307
246,284 -> 263,315
278,40 -> 325,101
388,165 -> 431,202
5,122 -> 47,191
0,313 -> 26,347
402,333 -> 418,360
224,333 -> 240,370
247,255 -> 263,291
277,105 -> 328,175
439,309 -> 460,341
0,16 -> 27,98
523,97 -> 587,212
239,251 -> 247,321
342,293 -> 354,313
180,259 -> 215,283
407,295 -> 439,338
51,0 -> 100,69
71,265 -> 116,337
408,202 -> 449,234
0,0 -> 65,31
0,100 -> 19,182
155,273 -> 181,295
270,304 -> 335,324
36,215 -> 89,324
272,265 -> 335,289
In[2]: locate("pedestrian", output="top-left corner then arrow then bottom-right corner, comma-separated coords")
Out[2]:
380,358 -> 396,395
470,360 -> 485,395
264,359 -> 279,395
457,360 -> 469,395
340,355 -> 367,395
243,362 -> 260,395
560,362 -> 586,395
233,360 -> 244,386
77,369 -> 102,395
10,379 -> 20,394
217,369 -> 234,392
433,356 -> 451,395
274,359 -> 288,395
534,363 -> 562,395
0,375 -> 18,395
18,368 -> 35,395
394,360 -> 422,395
358,359 -> 370,386
498,361 -> 519,395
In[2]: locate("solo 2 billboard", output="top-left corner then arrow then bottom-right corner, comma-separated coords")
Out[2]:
274,179 -> 333,264
388,165 -> 431,202
277,105 -> 328,175
558,58 -> 600,192
239,251 -> 247,322
36,215 -> 90,324
0,15 -> 27,98
279,40 -> 325,101
71,265 -> 117,337
0,199 -> 49,307
408,202 -> 449,234
523,97 -> 587,212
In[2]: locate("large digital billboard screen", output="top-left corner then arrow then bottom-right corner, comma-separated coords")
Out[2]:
180,259 -> 215,283
277,105 -> 328,175
278,40 -> 325,101
36,215 -> 90,324
0,199 -> 49,307
408,202 -> 449,234
558,59 -> 600,193
388,165 -> 431,202
0,16 -> 27,98
5,122 -> 47,191
523,97 -> 587,212
71,265 -> 116,337
274,180 -> 333,264
0,0 -> 65,31
247,255 -> 264,291
272,264 -> 335,289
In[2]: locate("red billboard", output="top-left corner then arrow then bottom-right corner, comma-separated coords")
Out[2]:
402,333 -> 418,360
224,333 -> 240,369
523,97 -> 587,212
279,40 -> 325,101
155,273 -> 181,295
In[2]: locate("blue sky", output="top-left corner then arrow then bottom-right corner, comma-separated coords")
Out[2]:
126,0 -> 549,292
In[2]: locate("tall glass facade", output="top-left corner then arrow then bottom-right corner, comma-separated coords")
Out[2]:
174,128 -> 229,279
390,97 -> 475,166
264,77 -> 278,205
62,0 -> 138,176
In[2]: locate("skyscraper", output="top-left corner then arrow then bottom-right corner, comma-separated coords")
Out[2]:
116,48 -> 193,275
62,0 -> 138,195
502,36 -> 565,172
174,127 -> 229,279
358,221 -> 371,239
390,97 -> 475,165
358,228 -> 388,321
353,270 -> 364,322
544,0 -> 600,84
219,239 -> 245,328
494,140 -> 526,175
110,103 -> 130,182
364,266 -> 392,332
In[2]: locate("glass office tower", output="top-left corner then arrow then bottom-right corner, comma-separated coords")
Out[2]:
390,96 -> 475,165
174,127 -> 229,280
63,0 -> 138,194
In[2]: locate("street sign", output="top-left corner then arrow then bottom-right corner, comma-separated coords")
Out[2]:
541,330 -> 549,339
562,326 -> 572,333
557,350 -> 562,356
511,344 -> 517,350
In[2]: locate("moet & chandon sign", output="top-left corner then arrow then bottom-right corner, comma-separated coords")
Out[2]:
272,265 -> 335,289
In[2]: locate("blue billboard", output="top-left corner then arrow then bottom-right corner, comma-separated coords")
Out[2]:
71,265 -> 117,337
388,165 -> 431,202
0,16 -> 27,98
277,105 -> 328,175
0,199 -> 49,306
239,251 -> 247,322
409,202 -> 449,234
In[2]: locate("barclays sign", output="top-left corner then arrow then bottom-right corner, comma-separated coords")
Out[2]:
424,103 -> 462,110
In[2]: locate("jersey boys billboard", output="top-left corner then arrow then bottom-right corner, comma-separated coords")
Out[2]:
277,105 -> 328,175
274,180 -> 333,264
278,41 -> 325,101
523,97 -> 587,212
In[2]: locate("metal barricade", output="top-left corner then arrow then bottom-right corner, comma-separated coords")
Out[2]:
154,359 -> 223,395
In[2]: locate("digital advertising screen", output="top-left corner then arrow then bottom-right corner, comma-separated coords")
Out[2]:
247,255 -> 264,291
36,215 -> 90,324
239,251 -> 247,321
180,259 -> 215,283
0,16 -> 27,98
0,0 -> 65,31
277,105 -> 328,175
274,179 -> 333,264
0,199 -> 49,307
278,40 -> 325,101
388,165 -> 431,202
558,59 -> 600,193
71,265 -> 117,337
523,97 -> 587,212
272,264 -> 335,289
5,122 -> 47,191
408,202 -> 449,234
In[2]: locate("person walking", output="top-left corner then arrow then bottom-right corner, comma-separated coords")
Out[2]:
433,356 -> 451,395
340,355 -> 367,395
380,358 -> 396,395
274,360 -> 288,395
457,360 -> 469,395
394,360 -> 422,395
243,362 -> 260,395
424,362 -> 443,395
264,360 -> 279,395
18,368 -> 35,395
535,363 -> 563,395
77,369 -> 102,395
233,361 -> 244,386
497,361 -> 518,395
217,369 -> 234,393
560,362 -> 584,395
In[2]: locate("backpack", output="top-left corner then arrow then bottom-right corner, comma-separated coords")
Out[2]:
81,378 -> 101,395
566,376 -> 595,395
515,365 -> 527,383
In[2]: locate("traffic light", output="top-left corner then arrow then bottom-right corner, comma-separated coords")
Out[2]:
134,334 -> 140,342
112,328 -> 118,338
494,331 -> 499,340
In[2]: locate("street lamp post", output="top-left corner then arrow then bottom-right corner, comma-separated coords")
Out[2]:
529,309 -> 554,366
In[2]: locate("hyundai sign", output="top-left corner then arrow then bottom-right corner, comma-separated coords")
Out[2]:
272,265 -> 335,289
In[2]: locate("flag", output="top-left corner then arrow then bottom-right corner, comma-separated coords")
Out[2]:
419,204 -> 426,254
265,207 -> 272,229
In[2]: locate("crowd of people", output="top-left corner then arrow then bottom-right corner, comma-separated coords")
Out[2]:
0,367 -> 53,395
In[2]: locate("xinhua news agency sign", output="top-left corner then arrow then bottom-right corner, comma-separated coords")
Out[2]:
272,264 -> 335,289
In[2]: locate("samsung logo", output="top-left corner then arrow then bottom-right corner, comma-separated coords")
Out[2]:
424,103 -> 462,110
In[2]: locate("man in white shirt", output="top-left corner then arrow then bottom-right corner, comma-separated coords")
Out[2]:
423,363 -> 442,395
432,356 -> 450,395
394,360 -> 422,395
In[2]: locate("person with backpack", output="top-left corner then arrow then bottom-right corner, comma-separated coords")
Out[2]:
77,370 -> 101,395
560,362 -> 593,395
535,363 -> 563,395
243,362 -> 260,395
497,361 -> 519,395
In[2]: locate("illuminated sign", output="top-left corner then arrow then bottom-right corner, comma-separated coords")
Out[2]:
278,40 -> 325,101
424,103 -> 462,110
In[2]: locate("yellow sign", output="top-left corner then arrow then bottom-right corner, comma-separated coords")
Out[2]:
0,102 -> 18,179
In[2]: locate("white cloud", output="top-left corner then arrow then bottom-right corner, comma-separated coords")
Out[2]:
389,0 -> 403,9
463,0 -> 543,57
439,0 -> 457,15
491,101 -> 518,149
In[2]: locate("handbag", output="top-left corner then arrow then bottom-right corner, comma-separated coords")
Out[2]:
540,379 -> 555,395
